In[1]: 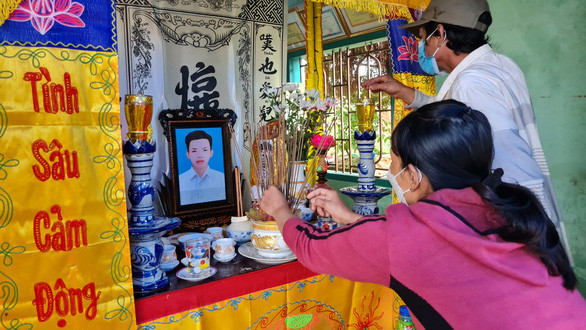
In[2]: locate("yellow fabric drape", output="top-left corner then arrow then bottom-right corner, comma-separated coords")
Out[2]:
307,0 -> 431,20
304,0 -> 325,186
0,0 -> 22,26
305,0 -> 324,95
138,275 -> 404,329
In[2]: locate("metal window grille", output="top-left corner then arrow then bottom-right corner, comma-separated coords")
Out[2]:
298,41 -> 395,176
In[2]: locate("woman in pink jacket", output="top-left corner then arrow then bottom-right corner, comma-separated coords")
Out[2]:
260,100 -> 586,328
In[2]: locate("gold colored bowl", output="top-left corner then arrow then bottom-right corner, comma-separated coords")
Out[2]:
251,220 -> 291,258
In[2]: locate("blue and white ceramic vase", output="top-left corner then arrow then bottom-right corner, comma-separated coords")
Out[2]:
123,94 -> 180,293
340,130 -> 390,216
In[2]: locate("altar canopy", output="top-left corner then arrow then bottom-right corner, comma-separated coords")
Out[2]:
307,0 -> 431,19
0,0 -> 135,329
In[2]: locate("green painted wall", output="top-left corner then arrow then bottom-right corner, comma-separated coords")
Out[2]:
486,0 -> 586,294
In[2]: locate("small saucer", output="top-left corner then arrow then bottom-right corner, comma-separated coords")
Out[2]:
176,266 -> 217,282
213,253 -> 236,262
160,259 -> 179,272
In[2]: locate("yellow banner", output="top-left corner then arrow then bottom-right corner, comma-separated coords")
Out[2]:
138,275 -> 404,329
308,0 -> 431,19
0,45 -> 135,329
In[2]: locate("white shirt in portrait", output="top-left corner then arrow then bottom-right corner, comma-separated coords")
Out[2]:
178,167 -> 225,205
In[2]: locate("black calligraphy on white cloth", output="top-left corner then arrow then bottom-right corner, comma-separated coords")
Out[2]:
175,62 -> 220,110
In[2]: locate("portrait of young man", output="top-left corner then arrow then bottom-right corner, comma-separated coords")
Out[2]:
177,128 -> 226,205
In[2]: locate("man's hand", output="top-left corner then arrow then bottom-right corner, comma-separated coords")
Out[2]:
361,75 -> 415,104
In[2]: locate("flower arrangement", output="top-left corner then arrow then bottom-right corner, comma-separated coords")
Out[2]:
310,134 -> 336,153
260,83 -> 336,160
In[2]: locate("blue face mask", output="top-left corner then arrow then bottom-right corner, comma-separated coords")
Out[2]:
418,28 -> 446,76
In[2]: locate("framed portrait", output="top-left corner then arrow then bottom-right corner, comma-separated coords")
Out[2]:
167,119 -> 235,224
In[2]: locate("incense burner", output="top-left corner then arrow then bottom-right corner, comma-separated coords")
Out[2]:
251,220 -> 291,258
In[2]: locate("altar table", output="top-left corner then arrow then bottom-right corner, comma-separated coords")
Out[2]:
136,254 -> 403,329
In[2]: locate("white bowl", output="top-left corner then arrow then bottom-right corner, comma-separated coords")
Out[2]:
251,220 -> 291,258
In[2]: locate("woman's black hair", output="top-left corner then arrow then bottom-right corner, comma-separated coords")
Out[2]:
391,99 -> 577,290
424,12 -> 492,55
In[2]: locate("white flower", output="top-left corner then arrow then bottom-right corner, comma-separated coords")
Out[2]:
306,89 -> 321,100
313,99 -> 328,111
324,97 -> 336,108
266,88 -> 280,98
299,99 -> 312,109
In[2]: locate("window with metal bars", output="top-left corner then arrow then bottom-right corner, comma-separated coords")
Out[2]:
298,40 -> 395,177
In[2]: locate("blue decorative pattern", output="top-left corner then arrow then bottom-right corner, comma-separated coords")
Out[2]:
136,275 -> 336,329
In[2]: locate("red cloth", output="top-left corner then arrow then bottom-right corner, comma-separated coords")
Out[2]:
283,187 -> 586,329
135,261 -> 317,324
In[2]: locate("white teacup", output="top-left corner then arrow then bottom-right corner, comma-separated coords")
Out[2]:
204,226 -> 224,242
161,244 -> 177,265
212,238 -> 236,260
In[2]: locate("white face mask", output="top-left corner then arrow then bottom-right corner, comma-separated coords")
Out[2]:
387,165 -> 422,205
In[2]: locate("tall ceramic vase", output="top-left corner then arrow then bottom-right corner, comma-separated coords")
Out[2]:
123,94 -> 180,294
340,98 -> 390,216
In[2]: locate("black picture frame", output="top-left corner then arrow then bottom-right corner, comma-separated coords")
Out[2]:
166,119 -> 235,229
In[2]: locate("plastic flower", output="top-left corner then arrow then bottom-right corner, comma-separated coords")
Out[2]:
306,89 -> 321,100
310,134 -> 336,150
282,83 -> 299,92
260,83 -> 337,160
324,97 -> 336,108
8,0 -> 85,35
313,99 -> 328,112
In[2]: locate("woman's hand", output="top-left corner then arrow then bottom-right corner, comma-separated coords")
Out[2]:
259,186 -> 295,231
307,188 -> 362,225
361,75 -> 415,104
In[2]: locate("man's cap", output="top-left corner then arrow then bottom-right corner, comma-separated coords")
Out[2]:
399,0 -> 490,36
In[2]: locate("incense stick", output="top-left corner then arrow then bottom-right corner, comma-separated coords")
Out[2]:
231,90 -> 338,217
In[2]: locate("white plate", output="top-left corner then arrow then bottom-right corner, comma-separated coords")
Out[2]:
161,259 -> 179,272
238,242 -> 297,265
176,266 -> 216,282
213,253 -> 236,263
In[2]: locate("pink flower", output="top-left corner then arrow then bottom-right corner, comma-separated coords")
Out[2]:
397,36 -> 418,63
310,134 -> 336,150
8,0 -> 85,35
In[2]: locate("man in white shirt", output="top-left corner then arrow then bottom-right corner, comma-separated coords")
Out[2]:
362,0 -> 571,257
179,130 -> 225,205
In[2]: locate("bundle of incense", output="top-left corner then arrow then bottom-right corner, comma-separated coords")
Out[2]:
230,102 -> 337,219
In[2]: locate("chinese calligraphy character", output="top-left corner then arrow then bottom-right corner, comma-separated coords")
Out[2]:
259,105 -> 277,122
175,62 -> 220,110
260,34 -> 277,52
258,57 -> 277,75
